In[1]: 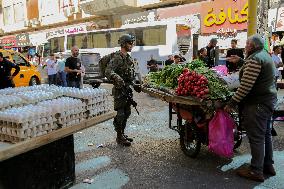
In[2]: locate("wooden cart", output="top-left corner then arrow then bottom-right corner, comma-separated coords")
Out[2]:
0,111 -> 116,189
142,86 -> 243,158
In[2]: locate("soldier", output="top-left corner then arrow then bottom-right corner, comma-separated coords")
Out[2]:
105,34 -> 141,146
0,52 -> 20,89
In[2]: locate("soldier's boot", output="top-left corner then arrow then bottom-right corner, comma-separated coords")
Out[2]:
123,133 -> 133,142
116,131 -> 131,146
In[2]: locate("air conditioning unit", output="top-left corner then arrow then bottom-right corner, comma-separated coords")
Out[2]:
24,20 -> 32,27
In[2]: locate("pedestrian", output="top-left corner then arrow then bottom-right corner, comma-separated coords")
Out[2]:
225,34 -> 277,182
46,53 -> 57,85
198,48 -> 209,65
133,58 -> 142,83
271,46 -> 283,87
165,55 -> 174,66
65,46 -> 82,88
56,53 -> 67,87
205,38 -> 218,68
147,55 -> 158,72
226,39 -> 244,72
173,55 -> 181,64
0,52 -> 20,89
105,34 -> 141,146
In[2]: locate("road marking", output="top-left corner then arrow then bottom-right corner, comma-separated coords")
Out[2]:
71,168 -> 130,189
76,156 -> 111,174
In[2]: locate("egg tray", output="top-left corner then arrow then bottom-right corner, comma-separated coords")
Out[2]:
0,122 -> 57,143
56,112 -> 87,125
54,106 -> 86,117
87,109 -> 112,119
0,117 -> 57,129
59,117 -> 87,128
80,97 -> 108,105
85,101 -> 109,110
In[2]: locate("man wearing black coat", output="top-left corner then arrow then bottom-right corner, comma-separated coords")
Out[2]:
0,52 -> 20,89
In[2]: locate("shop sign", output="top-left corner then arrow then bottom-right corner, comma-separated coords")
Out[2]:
216,28 -> 238,39
46,29 -> 65,39
16,33 -> 31,47
0,36 -> 17,48
201,0 -> 248,34
46,25 -> 87,39
121,10 -> 156,25
65,25 -> 86,35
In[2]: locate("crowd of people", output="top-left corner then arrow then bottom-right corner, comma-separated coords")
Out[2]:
44,46 -> 85,89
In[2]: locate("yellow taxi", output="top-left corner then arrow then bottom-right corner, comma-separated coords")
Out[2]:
0,49 -> 41,87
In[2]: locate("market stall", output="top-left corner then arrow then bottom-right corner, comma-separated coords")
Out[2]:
143,60 -> 243,158
0,85 -> 115,189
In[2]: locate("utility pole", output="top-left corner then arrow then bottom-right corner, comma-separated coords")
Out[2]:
247,0 -> 269,37
247,0 -> 257,37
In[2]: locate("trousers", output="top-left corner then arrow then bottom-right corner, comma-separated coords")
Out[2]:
241,100 -> 276,173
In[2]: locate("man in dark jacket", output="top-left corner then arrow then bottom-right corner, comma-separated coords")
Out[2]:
226,39 -> 244,72
205,38 -> 218,68
225,35 -> 277,182
0,52 -> 20,89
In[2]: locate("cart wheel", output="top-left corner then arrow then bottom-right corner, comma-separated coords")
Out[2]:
180,122 -> 201,158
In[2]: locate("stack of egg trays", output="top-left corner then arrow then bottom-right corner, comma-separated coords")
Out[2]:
56,103 -> 87,128
0,111 -> 57,144
84,95 -> 113,118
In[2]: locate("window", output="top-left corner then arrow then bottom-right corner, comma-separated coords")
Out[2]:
3,6 -> 14,25
12,53 -> 28,66
142,25 -> 166,46
80,54 -> 101,66
50,37 -> 64,53
92,32 -> 107,48
14,2 -> 25,22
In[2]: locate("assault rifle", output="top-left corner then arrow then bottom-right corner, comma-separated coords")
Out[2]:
122,87 -> 139,115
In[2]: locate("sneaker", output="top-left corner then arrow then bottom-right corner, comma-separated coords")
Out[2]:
236,167 -> 264,182
263,165 -> 276,176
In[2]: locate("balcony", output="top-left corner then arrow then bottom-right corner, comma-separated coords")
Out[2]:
80,0 -> 143,15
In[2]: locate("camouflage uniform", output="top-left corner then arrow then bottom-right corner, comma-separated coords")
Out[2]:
105,51 -> 135,133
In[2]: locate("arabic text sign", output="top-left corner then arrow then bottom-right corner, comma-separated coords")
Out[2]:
46,25 -> 87,39
200,0 -> 248,34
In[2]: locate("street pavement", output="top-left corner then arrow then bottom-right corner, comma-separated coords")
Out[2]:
70,84 -> 284,189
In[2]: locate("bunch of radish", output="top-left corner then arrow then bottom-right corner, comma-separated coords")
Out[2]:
176,68 -> 209,98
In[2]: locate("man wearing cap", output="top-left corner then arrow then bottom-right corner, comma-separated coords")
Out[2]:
0,52 -> 20,89
105,34 -> 141,146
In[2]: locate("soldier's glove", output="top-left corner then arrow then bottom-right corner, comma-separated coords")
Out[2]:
133,80 -> 141,93
112,75 -> 125,88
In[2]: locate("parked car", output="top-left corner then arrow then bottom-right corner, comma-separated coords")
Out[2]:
0,49 -> 41,87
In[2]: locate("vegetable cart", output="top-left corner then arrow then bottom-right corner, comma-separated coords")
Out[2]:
142,86 -> 243,158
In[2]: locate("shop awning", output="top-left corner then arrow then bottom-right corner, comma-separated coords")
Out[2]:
80,0 -> 143,15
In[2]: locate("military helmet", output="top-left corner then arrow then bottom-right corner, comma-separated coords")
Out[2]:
118,34 -> 135,45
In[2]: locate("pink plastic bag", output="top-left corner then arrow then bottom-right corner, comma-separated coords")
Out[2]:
208,109 -> 235,158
